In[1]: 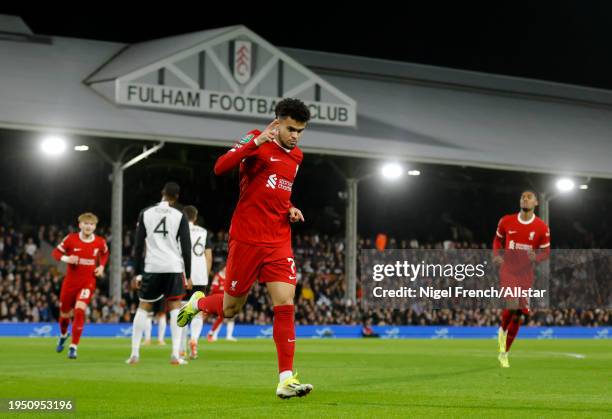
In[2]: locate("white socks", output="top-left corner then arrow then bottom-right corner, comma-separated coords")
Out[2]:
190,315 -> 204,342
226,319 -> 235,339
144,314 -> 152,341
180,324 -> 189,353
169,309 -> 181,359
158,313 -> 167,342
131,308 -> 149,358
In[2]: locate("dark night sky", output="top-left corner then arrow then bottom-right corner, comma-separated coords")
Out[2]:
3,2 -> 612,90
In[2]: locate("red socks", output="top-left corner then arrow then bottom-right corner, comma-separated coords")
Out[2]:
500,309 -> 512,331
59,316 -> 70,335
505,316 -> 521,352
211,316 -> 224,333
197,293 -> 224,316
71,308 -> 85,345
273,305 -> 295,373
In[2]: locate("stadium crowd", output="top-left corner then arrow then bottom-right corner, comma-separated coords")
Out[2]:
0,225 -> 610,327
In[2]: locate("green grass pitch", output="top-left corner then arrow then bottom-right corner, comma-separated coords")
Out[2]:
1,338 -> 610,418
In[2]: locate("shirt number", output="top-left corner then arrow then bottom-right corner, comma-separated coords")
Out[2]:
287,258 -> 296,274
192,236 -> 205,257
154,217 -> 168,237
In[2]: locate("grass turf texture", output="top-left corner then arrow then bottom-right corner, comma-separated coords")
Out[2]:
1,338 -> 610,418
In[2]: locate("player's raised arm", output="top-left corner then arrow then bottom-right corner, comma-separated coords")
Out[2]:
213,120 -> 279,175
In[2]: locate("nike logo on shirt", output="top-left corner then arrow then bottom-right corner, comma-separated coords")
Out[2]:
270,157 -> 282,162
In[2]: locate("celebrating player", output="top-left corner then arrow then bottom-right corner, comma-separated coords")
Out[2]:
178,98 -> 312,398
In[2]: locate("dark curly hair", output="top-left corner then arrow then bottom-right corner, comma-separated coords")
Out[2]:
275,98 -> 311,123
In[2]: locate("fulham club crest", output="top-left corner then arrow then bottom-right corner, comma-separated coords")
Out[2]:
233,41 -> 252,84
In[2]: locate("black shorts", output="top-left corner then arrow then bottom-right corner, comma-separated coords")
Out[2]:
138,273 -> 186,303
152,298 -> 166,314
183,285 -> 207,301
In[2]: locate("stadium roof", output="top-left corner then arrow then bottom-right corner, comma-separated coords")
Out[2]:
1,16 -> 611,178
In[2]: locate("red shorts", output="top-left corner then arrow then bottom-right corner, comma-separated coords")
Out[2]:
500,270 -> 533,311
500,270 -> 533,287
59,283 -> 94,313
225,239 -> 296,297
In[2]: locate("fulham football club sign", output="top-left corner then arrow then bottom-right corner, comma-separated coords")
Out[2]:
87,26 -> 356,127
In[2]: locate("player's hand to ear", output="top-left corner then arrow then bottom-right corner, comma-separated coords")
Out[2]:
289,207 -> 305,223
254,120 -> 280,146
